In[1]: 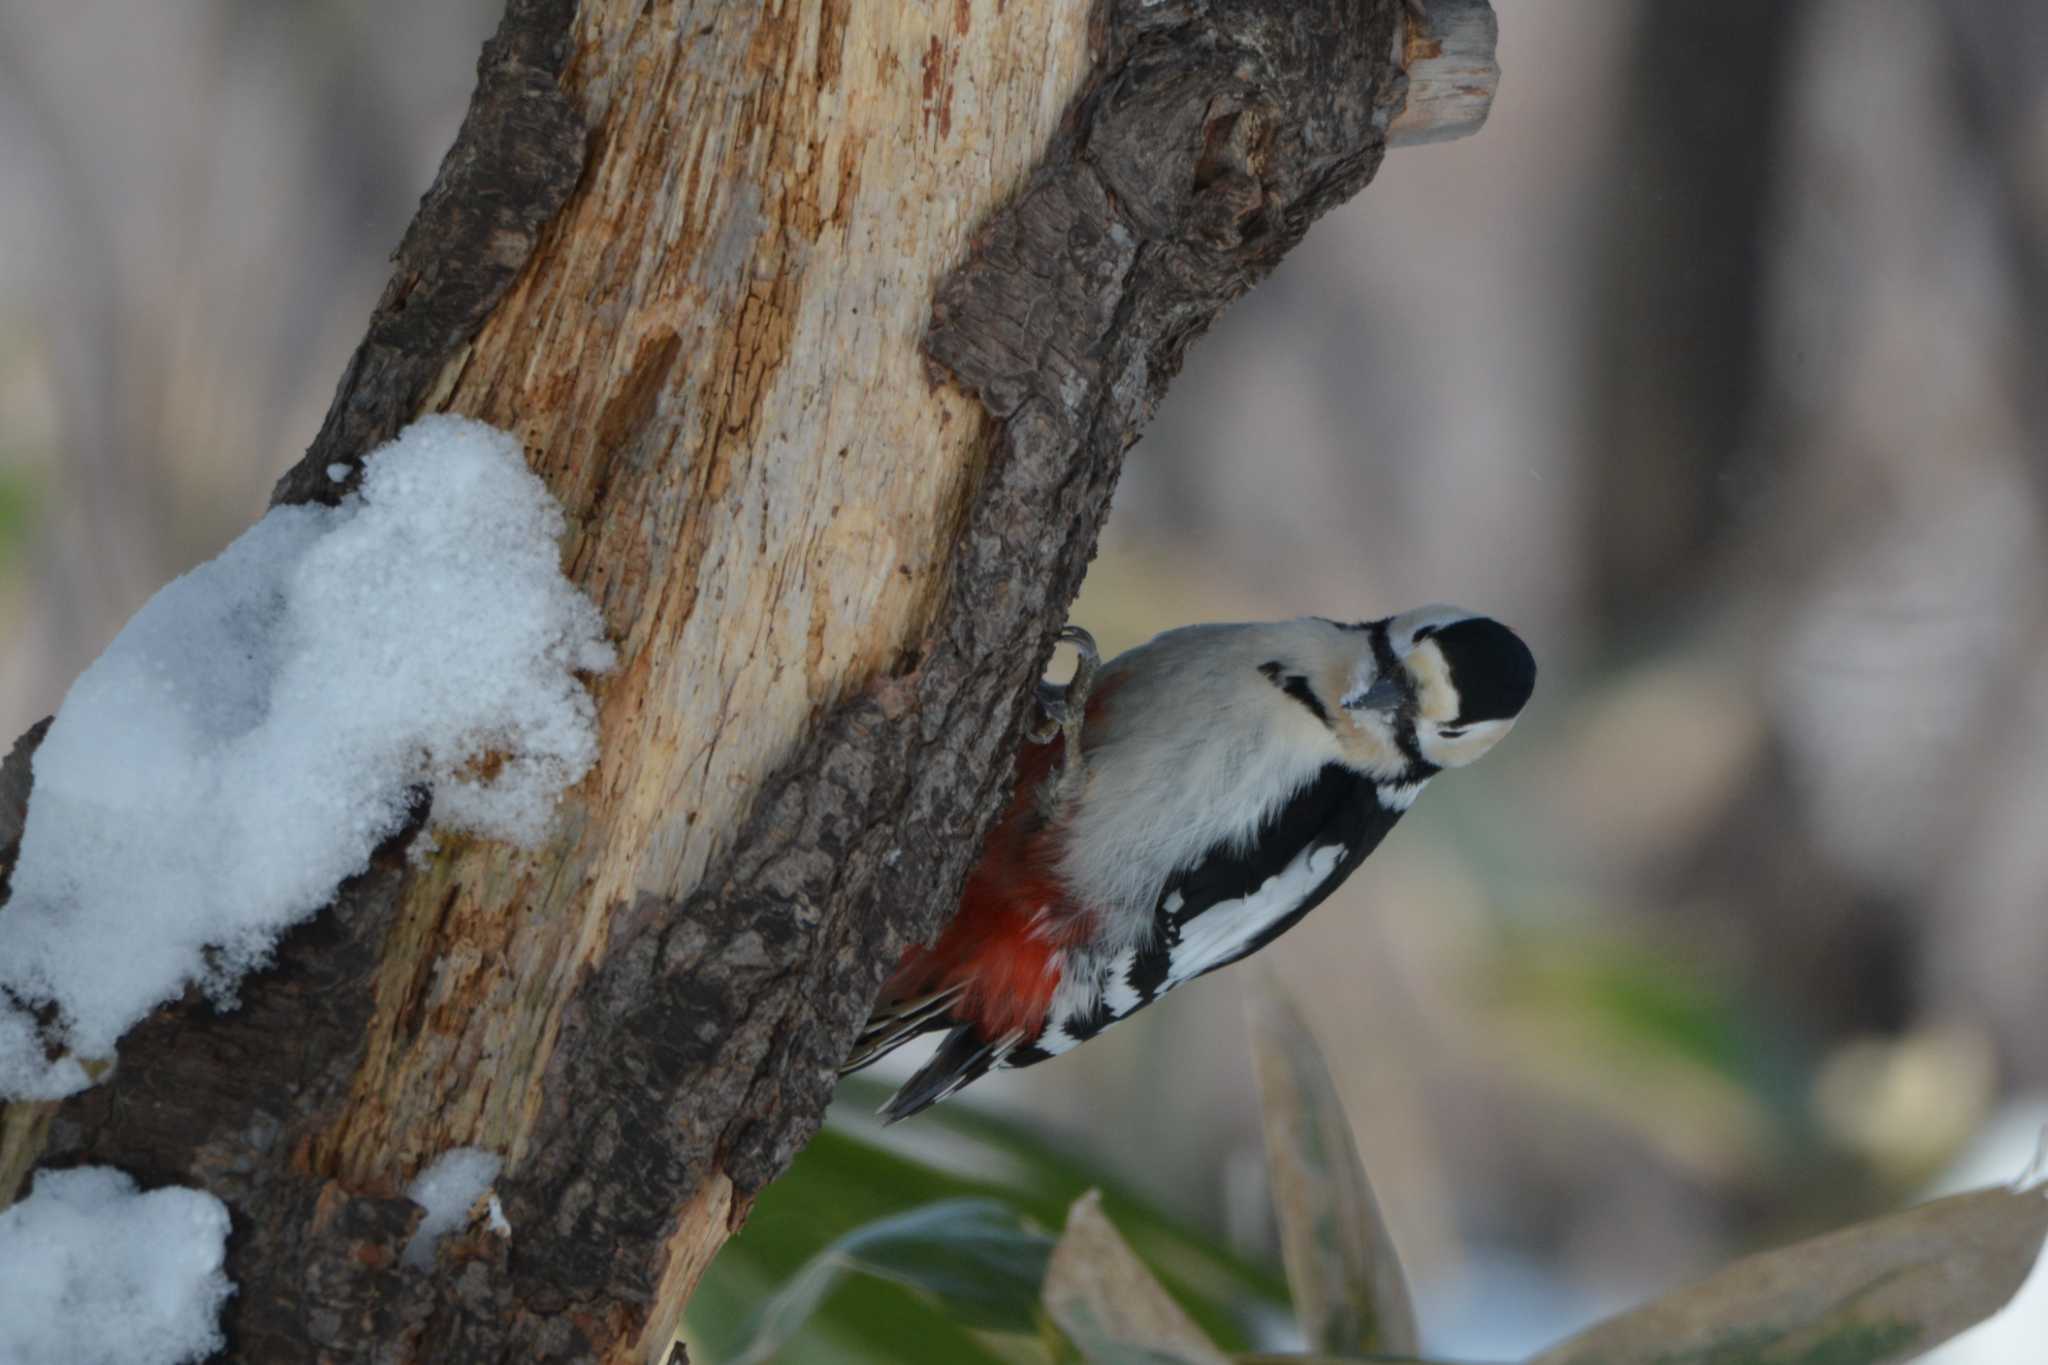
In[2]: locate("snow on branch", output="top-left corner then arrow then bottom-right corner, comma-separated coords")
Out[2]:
0,1165 -> 232,1365
0,417 -> 612,1099
402,1145 -> 509,1269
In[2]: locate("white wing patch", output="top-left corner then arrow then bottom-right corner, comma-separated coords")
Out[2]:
1165,841 -> 1346,988
1008,839 -> 1351,1069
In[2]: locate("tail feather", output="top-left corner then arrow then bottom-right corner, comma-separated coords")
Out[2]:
841,982 -> 968,1075
878,1025 -> 1024,1124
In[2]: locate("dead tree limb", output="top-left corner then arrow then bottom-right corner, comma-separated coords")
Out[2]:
0,0 -> 1496,1358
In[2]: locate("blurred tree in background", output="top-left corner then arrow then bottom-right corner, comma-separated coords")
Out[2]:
3,1 -> 2046,1360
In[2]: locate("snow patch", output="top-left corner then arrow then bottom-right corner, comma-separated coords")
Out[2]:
0,416 -> 613,1098
0,1166 -> 232,1365
403,1146 -> 506,1269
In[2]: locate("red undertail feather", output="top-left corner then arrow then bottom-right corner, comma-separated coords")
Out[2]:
882,731 -> 1070,1042
853,675 -> 1122,1071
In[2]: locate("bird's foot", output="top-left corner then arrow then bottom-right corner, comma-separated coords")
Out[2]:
1030,626 -> 1098,819
1027,625 -> 1098,743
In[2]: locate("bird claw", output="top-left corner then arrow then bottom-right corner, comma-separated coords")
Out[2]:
1025,688 -> 1063,747
1028,626 -> 1098,735
1031,626 -> 1098,819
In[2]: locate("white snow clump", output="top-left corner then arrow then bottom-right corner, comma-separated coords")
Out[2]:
402,1145 -> 507,1269
0,416 -> 613,1099
0,1165 -> 233,1365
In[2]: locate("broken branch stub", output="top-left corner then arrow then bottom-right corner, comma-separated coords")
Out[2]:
1387,0 -> 1501,148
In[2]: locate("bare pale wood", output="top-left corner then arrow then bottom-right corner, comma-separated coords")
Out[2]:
309,0 -> 1095,1193
1388,0 -> 1501,147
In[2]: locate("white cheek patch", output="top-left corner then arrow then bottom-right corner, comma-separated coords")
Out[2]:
1421,718 -> 1515,769
1406,641 -> 1460,723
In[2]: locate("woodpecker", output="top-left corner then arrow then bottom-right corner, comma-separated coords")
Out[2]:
844,608 -> 1536,1121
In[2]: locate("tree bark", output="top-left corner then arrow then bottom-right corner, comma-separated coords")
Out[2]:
0,0 -> 1493,1359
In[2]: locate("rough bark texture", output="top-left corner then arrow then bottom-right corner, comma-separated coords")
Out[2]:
0,0 -> 1462,1358
0,718 -> 47,905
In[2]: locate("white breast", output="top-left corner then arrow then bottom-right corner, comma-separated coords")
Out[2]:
1053,623 -> 1345,954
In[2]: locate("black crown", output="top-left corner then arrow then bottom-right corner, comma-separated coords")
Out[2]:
1431,617 -> 1535,724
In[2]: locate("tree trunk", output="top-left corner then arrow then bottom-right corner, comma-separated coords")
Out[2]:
0,0 -> 1493,1358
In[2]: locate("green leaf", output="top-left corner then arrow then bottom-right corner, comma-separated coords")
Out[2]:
1481,928 -> 1802,1184
1529,1182 -> 2048,1365
1044,1190 -> 1231,1365
1244,978 -> 1418,1356
687,1094 -> 1292,1362
0,467 -> 36,570
683,1126 -> 1024,1365
727,1198 -> 1054,1365
830,1081 -> 1293,1341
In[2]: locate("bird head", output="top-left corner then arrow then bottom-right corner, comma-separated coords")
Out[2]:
1320,606 -> 1534,778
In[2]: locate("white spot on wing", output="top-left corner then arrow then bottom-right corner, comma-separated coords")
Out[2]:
1035,1022 -> 1083,1058
1023,953 -> 1137,1060
1101,965 -> 1141,1019
1166,842 -> 1346,987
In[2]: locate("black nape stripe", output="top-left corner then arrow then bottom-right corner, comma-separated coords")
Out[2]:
1362,622 -> 1430,773
1259,660 -> 1331,727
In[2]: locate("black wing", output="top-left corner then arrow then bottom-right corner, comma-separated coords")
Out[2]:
1008,762 -> 1407,1069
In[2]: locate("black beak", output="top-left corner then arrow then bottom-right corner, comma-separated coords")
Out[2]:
1345,675 -> 1406,714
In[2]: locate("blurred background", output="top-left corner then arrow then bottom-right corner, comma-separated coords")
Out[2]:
3,1 -> 2045,1360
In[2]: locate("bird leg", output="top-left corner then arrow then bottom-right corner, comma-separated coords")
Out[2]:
1029,625 -> 1099,821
